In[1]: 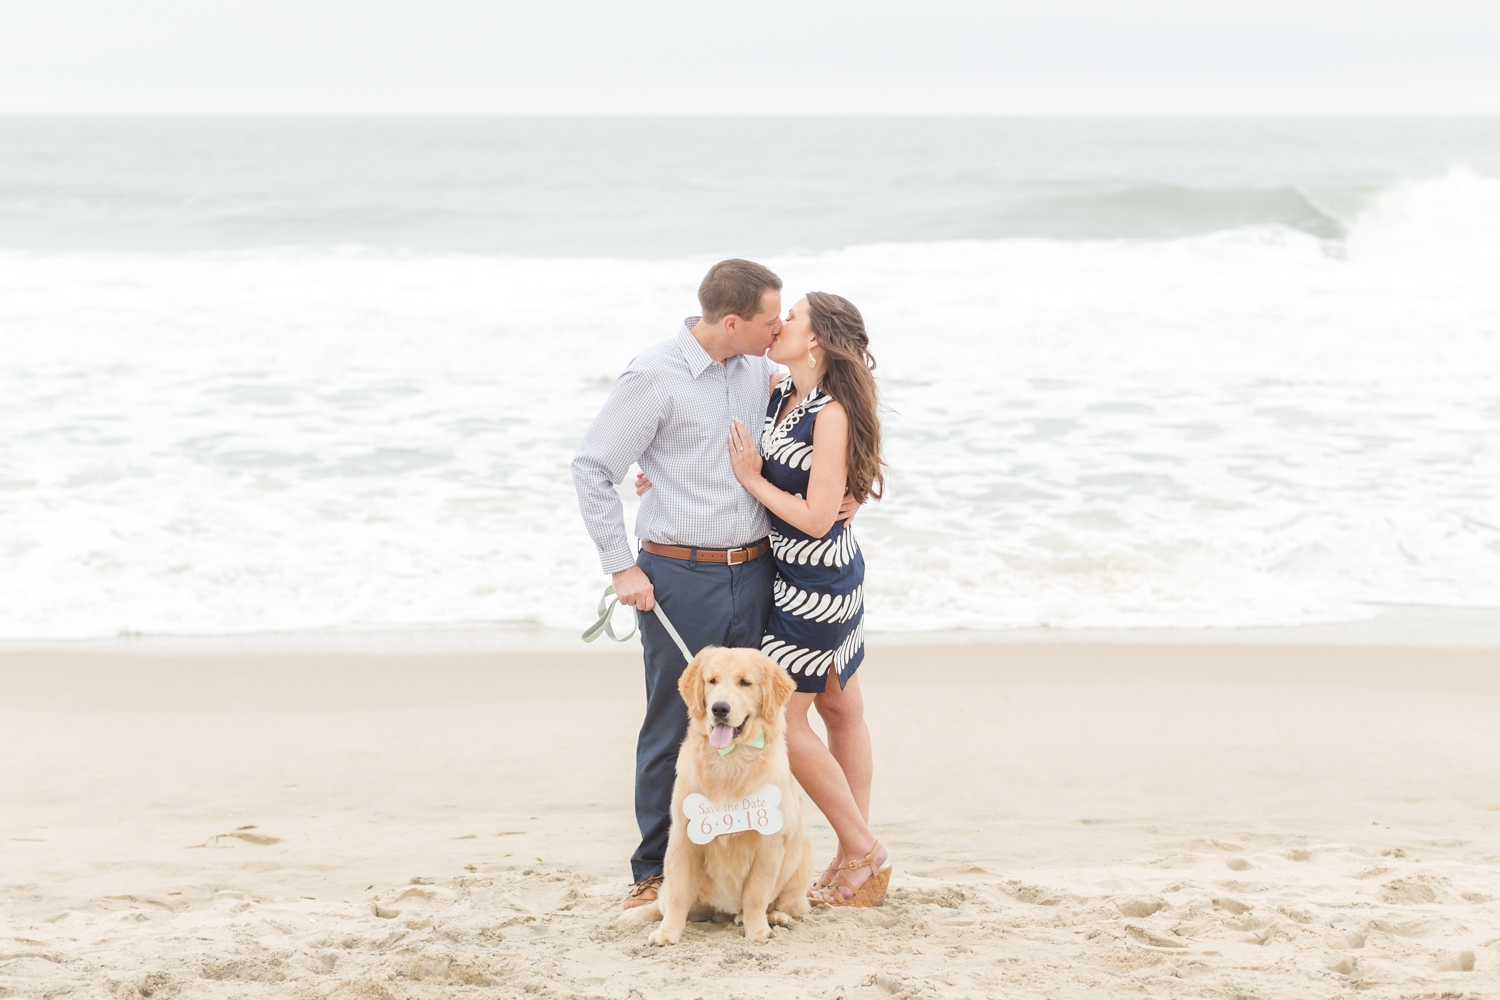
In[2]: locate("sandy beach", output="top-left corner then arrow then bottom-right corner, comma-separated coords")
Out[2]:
3,641 -> 1498,999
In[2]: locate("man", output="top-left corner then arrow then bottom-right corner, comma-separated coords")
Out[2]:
572,259 -> 786,909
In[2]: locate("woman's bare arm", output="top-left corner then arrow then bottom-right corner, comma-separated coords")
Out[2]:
728,402 -> 849,538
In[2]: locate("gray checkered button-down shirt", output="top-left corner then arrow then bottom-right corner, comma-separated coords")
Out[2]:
573,319 -> 777,574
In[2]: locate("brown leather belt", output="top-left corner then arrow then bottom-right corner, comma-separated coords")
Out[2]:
641,538 -> 770,566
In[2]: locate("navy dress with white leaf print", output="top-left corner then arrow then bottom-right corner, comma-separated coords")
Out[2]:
758,378 -> 865,692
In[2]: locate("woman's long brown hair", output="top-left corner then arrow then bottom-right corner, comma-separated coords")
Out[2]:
807,291 -> 885,504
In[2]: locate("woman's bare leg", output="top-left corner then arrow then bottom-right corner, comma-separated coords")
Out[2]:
816,671 -> 873,827
785,674 -> 885,898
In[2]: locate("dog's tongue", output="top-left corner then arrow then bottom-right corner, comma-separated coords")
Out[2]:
709,724 -> 736,750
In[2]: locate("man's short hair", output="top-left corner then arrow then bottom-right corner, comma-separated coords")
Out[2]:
698,259 -> 782,324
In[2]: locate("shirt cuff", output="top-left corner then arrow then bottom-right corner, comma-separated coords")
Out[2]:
599,544 -> 638,575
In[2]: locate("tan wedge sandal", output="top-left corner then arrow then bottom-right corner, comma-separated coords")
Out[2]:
810,855 -> 841,897
812,842 -> 891,907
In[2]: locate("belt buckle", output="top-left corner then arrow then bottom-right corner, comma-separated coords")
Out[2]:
725,545 -> 748,566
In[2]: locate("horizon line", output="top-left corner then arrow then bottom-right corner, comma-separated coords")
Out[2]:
2,110 -> 1499,120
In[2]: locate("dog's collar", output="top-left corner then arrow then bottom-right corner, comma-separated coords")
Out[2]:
717,728 -> 766,757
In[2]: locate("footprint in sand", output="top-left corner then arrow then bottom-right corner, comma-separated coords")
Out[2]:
1114,897 -> 1166,918
1324,954 -> 1356,976
1124,924 -> 1185,949
201,824 -> 282,848
1381,877 -> 1442,904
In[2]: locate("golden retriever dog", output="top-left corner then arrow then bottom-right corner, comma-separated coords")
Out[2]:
626,646 -> 813,945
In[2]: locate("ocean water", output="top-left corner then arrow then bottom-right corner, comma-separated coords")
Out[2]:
2,117 -> 1498,641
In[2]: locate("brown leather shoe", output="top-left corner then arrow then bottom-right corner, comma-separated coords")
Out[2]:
622,875 -> 663,911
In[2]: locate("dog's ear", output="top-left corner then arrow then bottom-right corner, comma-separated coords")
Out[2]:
677,648 -> 712,717
760,654 -> 797,717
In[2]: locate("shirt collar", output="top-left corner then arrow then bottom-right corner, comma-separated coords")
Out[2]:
677,317 -> 750,378
676,319 -> 716,377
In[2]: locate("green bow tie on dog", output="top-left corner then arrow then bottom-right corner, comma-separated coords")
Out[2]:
718,728 -> 766,757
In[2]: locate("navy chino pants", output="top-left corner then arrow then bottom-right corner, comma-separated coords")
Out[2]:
630,548 -> 774,882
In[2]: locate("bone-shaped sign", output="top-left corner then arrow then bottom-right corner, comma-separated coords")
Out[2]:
682,782 -> 785,844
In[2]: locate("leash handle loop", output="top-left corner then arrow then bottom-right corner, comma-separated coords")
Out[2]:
582,585 -> 695,664
581,585 -> 637,644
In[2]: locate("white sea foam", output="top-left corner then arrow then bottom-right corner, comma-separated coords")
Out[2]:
1346,167 -> 1500,264
1,172 -> 1497,640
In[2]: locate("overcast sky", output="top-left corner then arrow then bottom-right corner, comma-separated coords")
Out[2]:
2,0 -> 1497,115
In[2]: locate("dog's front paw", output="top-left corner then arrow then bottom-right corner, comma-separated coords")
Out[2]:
647,926 -> 681,947
742,922 -> 773,944
769,909 -> 794,927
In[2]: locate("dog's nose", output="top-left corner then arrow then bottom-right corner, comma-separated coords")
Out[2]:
711,701 -> 730,720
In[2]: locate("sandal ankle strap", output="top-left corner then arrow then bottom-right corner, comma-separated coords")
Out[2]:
840,841 -> 885,875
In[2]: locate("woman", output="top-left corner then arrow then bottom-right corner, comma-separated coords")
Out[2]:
726,291 -> 888,907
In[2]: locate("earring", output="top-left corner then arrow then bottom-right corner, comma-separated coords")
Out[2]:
808,350 -> 817,368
